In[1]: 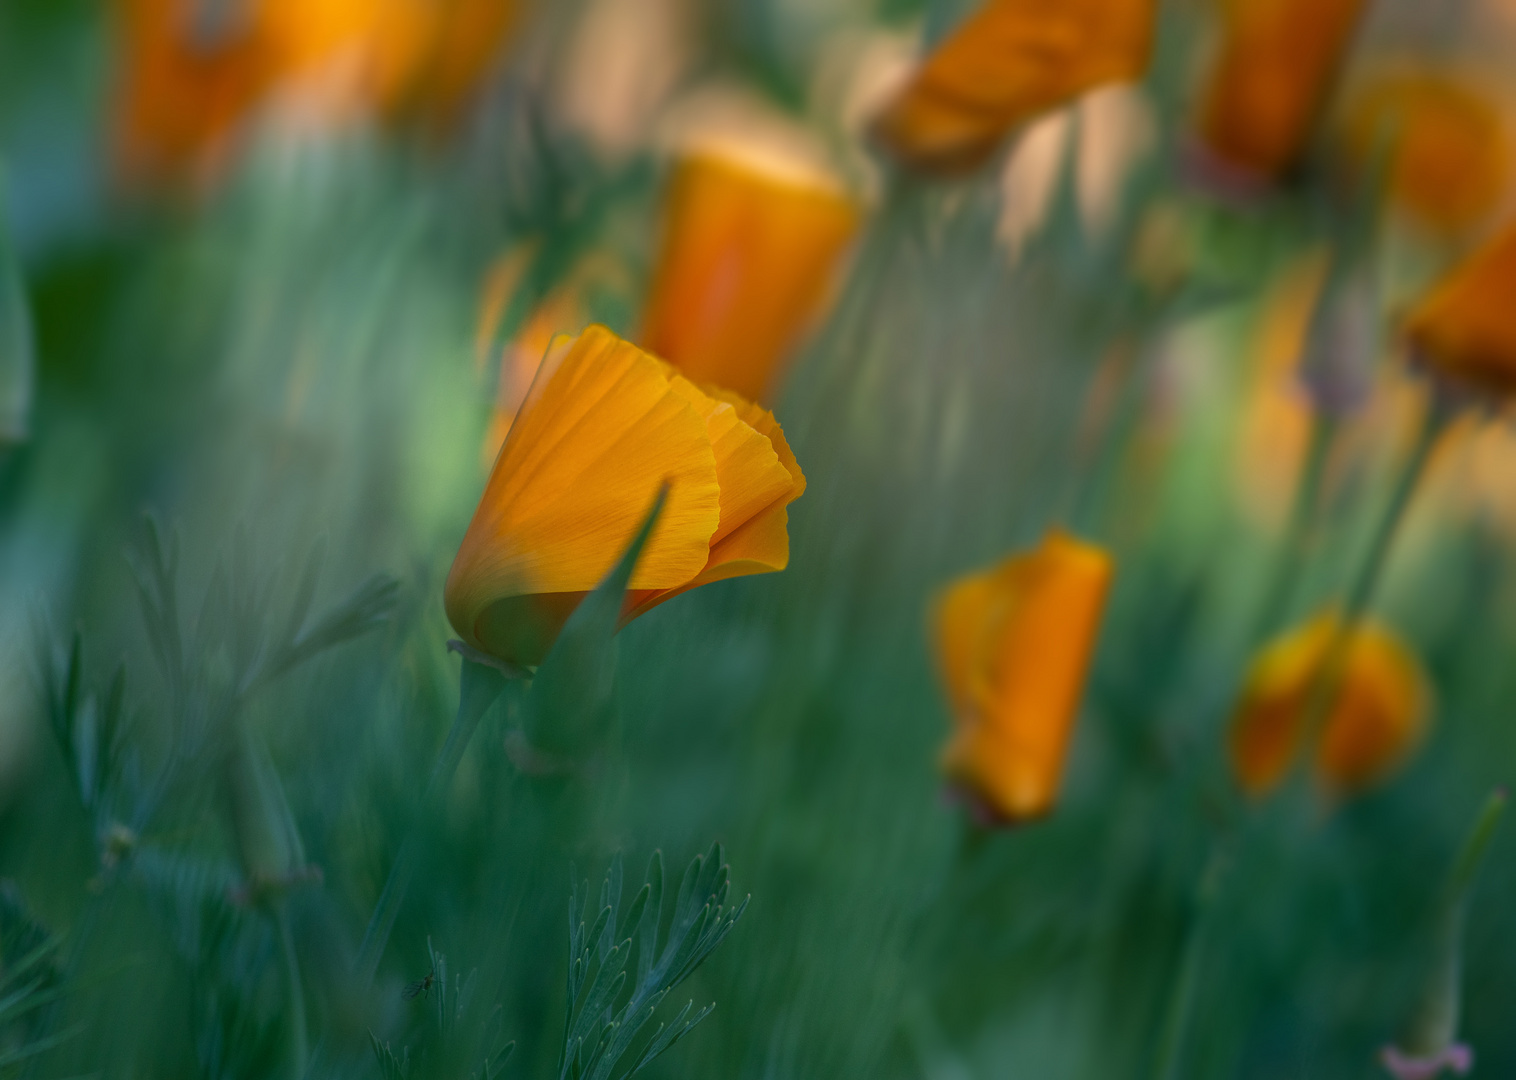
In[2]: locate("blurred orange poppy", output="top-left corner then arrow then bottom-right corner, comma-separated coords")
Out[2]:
1343,70 -> 1509,234
1194,0 -> 1369,183
640,148 -> 860,403
934,531 -> 1114,822
1230,611 -> 1428,798
445,325 -> 805,666
113,0 -> 276,184
871,0 -> 1157,176
1404,218 -> 1516,401
113,0 -> 523,183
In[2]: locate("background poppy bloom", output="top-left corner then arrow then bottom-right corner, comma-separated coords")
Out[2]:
934,530 -> 1113,823
640,147 -> 859,403
870,0 -> 1157,176
1230,611 -> 1429,798
1405,219 -> 1516,402
1194,0 -> 1369,184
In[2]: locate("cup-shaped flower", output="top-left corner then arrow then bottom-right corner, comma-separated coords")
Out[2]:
1229,611 -> 1429,798
445,325 -> 805,667
933,531 -> 1113,823
1343,71 -> 1508,235
640,148 -> 859,403
870,0 -> 1157,176
1193,0 -> 1369,185
1404,218 -> 1516,402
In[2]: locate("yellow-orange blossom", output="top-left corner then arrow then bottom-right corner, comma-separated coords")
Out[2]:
934,531 -> 1113,822
445,325 -> 805,667
1195,0 -> 1369,182
1230,612 -> 1428,797
641,149 -> 859,403
1405,218 -> 1516,402
871,0 -> 1157,176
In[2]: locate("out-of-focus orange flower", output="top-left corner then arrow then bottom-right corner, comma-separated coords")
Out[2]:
1230,611 -> 1428,798
113,0 -> 523,183
113,0 -> 276,184
640,148 -> 860,402
934,531 -> 1113,823
1344,70 -> 1509,234
1195,0 -> 1369,184
445,325 -> 805,666
259,0 -> 522,126
870,0 -> 1157,176
1404,218 -> 1516,401
257,0 -> 431,123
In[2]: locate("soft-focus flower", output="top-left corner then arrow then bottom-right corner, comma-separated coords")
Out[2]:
113,0 -> 522,183
934,531 -> 1114,823
1229,611 -> 1429,798
1194,0 -> 1369,185
1344,70 -> 1509,234
113,0 -> 275,184
640,147 -> 860,402
258,0 -> 522,127
1404,218 -> 1516,401
445,325 -> 805,666
870,0 -> 1157,176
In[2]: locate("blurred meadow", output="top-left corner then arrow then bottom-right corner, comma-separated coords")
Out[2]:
4,0 -> 1516,1077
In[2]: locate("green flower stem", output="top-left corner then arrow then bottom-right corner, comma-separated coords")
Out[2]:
1292,383 -> 1457,765
1402,788 -> 1506,1059
1150,846 -> 1229,1080
353,653 -> 512,989
276,903 -> 309,1080
1249,411 -> 1339,643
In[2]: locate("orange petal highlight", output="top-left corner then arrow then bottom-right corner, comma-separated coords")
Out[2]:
1229,611 -> 1429,798
640,148 -> 859,402
1342,70 -> 1509,234
447,326 -> 804,665
1404,218 -> 1516,402
870,0 -> 1157,176
1194,0 -> 1368,183
933,530 -> 1114,823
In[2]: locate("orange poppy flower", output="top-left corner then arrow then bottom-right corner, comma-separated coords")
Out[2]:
934,531 -> 1114,823
113,0 -> 523,184
1229,611 -> 1429,798
871,0 -> 1157,176
112,0 -> 276,184
640,148 -> 860,403
1194,0 -> 1369,183
445,325 -> 805,666
1404,218 -> 1516,401
1343,70 -> 1509,234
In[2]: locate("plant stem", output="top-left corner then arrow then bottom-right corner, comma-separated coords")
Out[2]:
353,655 -> 511,988
276,903 -> 309,1080
1250,412 -> 1338,642
1293,385 -> 1455,762
1151,847 -> 1228,1080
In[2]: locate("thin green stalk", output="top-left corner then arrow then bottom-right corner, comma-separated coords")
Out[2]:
1066,323 -> 1158,536
1250,412 -> 1338,642
1150,847 -> 1229,1080
276,904 -> 309,1080
1291,386 -> 1456,764
353,654 -> 511,988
